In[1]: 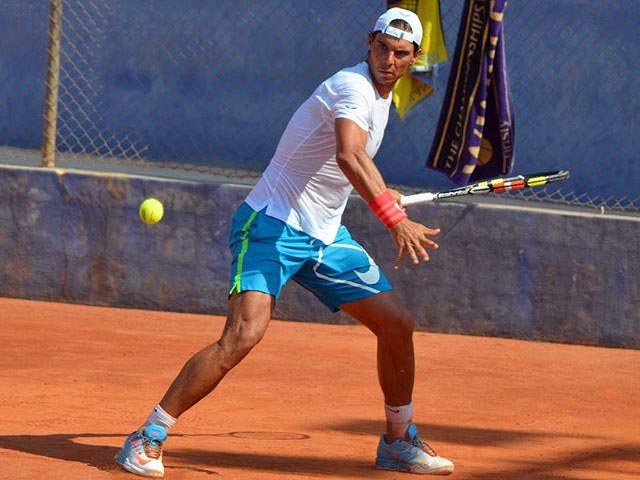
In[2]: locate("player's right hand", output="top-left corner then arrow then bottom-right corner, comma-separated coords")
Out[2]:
389,218 -> 440,269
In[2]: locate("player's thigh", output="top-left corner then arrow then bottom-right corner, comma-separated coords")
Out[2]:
340,290 -> 414,337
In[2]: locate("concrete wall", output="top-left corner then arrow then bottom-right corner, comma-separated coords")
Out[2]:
1,165 -> 638,349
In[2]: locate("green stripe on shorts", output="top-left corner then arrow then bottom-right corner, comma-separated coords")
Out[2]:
229,210 -> 258,295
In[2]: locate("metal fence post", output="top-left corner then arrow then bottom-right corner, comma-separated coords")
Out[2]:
41,0 -> 63,168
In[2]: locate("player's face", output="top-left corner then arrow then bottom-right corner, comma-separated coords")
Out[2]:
367,32 -> 420,94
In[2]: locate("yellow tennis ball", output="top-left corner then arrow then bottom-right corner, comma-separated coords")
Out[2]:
139,197 -> 164,225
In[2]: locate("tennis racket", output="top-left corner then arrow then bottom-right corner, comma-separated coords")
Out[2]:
400,170 -> 570,207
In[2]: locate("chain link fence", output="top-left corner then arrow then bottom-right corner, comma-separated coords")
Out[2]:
1,1 -> 638,212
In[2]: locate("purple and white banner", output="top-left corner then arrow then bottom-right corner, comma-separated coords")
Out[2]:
427,0 -> 515,185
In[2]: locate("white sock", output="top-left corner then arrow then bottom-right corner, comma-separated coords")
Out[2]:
143,403 -> 177,431
384,402 -> 413,439
384,402 -> 413,424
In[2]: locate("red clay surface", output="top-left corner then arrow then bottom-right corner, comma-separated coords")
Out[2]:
0,297 -> 639,480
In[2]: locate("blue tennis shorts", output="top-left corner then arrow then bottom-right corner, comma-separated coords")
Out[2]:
228,202 -> 392,311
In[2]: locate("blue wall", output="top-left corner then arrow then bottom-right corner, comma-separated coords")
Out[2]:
1,164 -> 638,348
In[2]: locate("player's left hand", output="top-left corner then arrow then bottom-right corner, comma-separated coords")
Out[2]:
389,218 -> 440,269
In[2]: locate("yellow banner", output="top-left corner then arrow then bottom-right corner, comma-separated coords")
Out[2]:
389,0 -> 448,118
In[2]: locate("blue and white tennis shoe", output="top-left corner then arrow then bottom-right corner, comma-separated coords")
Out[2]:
115,423 -> 167,477
376,423 -> 454,475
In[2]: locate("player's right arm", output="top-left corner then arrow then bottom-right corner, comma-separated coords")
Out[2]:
334,118 -> 440,268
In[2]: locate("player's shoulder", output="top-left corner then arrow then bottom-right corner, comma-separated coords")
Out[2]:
326,62 -> 376,97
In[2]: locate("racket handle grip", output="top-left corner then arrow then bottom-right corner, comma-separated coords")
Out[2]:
400,192 -> 436,207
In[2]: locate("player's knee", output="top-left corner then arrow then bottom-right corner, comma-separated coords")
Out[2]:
220,328 -> 265,368
381,307 -> 414,340
237,327 -> 266,352
397,308 -> 415,337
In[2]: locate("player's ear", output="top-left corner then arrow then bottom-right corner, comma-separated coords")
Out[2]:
410,47 -> 422,65
367,32 -> 375,49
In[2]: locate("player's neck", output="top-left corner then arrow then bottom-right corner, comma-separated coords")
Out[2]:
366,59 -> 393,99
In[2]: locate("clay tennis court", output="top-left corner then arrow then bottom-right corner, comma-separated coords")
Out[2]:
1,297 -> 638,479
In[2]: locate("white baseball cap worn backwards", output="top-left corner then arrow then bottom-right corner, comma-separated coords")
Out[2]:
373,7 -> 423,46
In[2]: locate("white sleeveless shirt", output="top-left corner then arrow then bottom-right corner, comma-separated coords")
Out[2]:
245,61 -> 392,245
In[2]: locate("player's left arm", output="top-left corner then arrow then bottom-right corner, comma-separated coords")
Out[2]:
334,118 -> 440,267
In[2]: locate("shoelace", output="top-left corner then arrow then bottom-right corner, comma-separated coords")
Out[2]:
411,436 -> 438,457
142,436 -> 163,459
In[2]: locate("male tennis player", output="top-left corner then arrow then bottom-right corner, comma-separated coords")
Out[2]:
116,7 -> 454,477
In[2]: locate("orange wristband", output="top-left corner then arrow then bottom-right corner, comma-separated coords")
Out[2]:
368,190 -> 407,228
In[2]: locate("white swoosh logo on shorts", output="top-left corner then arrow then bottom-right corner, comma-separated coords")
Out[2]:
318,243 -> 380,286
354,264 -> 380,285
330,243 -> 380,285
